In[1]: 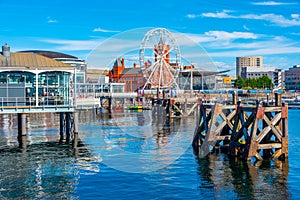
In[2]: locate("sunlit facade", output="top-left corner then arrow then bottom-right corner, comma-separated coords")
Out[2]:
0,44 -> 75,106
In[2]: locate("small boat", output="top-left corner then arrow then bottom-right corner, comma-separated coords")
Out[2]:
128,105 -> 143,110
127,105 -> 151,110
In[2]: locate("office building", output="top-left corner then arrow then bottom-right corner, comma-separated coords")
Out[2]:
236,56 -> 263,77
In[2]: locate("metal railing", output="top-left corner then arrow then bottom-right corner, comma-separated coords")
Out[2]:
0,96 -> 74,110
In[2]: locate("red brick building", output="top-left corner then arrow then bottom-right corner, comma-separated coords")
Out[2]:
108,58 -> 146,92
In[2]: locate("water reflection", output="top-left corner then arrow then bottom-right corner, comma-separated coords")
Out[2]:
196,154 -> 289,199
76,108 -> 196,173
0,137 -> 100,199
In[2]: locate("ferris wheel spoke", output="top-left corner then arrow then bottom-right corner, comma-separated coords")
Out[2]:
162,45 -> 175,58
162,59 -> 176,85
144,59 -> 160,72
146,61 -> 160,83
159,59 -> 163,87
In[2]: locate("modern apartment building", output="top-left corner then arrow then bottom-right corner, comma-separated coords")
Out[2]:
285,65 -> 300,90
236,56 -> 263,77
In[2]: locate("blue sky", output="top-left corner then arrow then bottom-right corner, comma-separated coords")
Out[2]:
0,0 -> 299,73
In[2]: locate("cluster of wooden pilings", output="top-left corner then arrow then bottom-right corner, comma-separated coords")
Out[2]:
192,93 -> 288,161
17,111 -> 78,144
59,112 -> 79,143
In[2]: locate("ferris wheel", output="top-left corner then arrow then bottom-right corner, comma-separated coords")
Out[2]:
139,28 -> 181,90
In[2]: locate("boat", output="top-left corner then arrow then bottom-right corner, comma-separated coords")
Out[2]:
128,105 -> 143,110
127,105 -> 151,110
282,96 -> 300,109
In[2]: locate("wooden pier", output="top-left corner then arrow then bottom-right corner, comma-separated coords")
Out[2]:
0,105 -> 78,143
192,93 -> 288,161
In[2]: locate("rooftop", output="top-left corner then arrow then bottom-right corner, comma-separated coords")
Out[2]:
121,68 -> 142,75
245,67 -> 276,72
19,50 -> 78,59
87,68 -> 109,79
0,52 -> 74,70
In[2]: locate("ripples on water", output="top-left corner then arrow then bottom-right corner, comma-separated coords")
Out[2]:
0,110 -> 300,199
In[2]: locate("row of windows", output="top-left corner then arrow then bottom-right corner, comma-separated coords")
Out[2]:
247,73 -> 269,76
285,77 -> 300,80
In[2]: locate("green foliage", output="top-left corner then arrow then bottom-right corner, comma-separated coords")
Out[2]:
234,75 -> 274,89
234,76 -> 245,89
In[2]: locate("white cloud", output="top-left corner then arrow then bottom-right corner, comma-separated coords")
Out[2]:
175,30 -> 300,60
39,39 -> 101,51
208,46 -> 300,57
201,10 -> 233,18
93,27 -> 120,33
242,13 -> 300,26
204,31 -> 258,40
291,14 -> 300,19
47,17 -> 57,23
174,31 -> 260,46
47,19 -> 57,23
212,61 -> 235,71
243,25 -> 250,30
190,10 -> 300,27
252,1 -> 297,5
186,14 -> 198,19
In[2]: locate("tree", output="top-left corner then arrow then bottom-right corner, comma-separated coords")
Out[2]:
235,76 -> 245,88
257,75 -> 274,89
235,75 -> 274,89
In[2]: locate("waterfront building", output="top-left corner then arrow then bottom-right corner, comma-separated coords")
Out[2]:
119,66 -> 146,92
236,56 -> 263,77
86,68 -> 109,84
273,69 -> 283,89
178,69 -> 230,90
20,50 -> 87,83
242,67 -> 283,88
0,44 -> 75,106
109,58 -> 125,83
285,65 -> 300,90
222,76 -> 237,88
108,58 -> 146,92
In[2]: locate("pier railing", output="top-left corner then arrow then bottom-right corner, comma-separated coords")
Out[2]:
0,97 -> 74,113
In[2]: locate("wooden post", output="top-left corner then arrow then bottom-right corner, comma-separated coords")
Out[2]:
73,132 -> 79,157
275,93 -> 282,106
59,112 -> 64,142
109,98 -> 112,112
18,135 -> 27,149
17,113 -> 27,136
232,91 -> 238,105
281,102 -> 288,158
74,112 -> 79,134
66,112 -> 71,142
184,97 -> 188,116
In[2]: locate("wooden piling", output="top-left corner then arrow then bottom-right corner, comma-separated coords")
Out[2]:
193,97 -> 288,161
17,113 -> 27,136
65,112 -> 71,142
74,112 -> 79,134
59,112 -> 64,141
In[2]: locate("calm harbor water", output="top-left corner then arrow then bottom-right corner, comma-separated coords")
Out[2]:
0,109 -> 300,199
